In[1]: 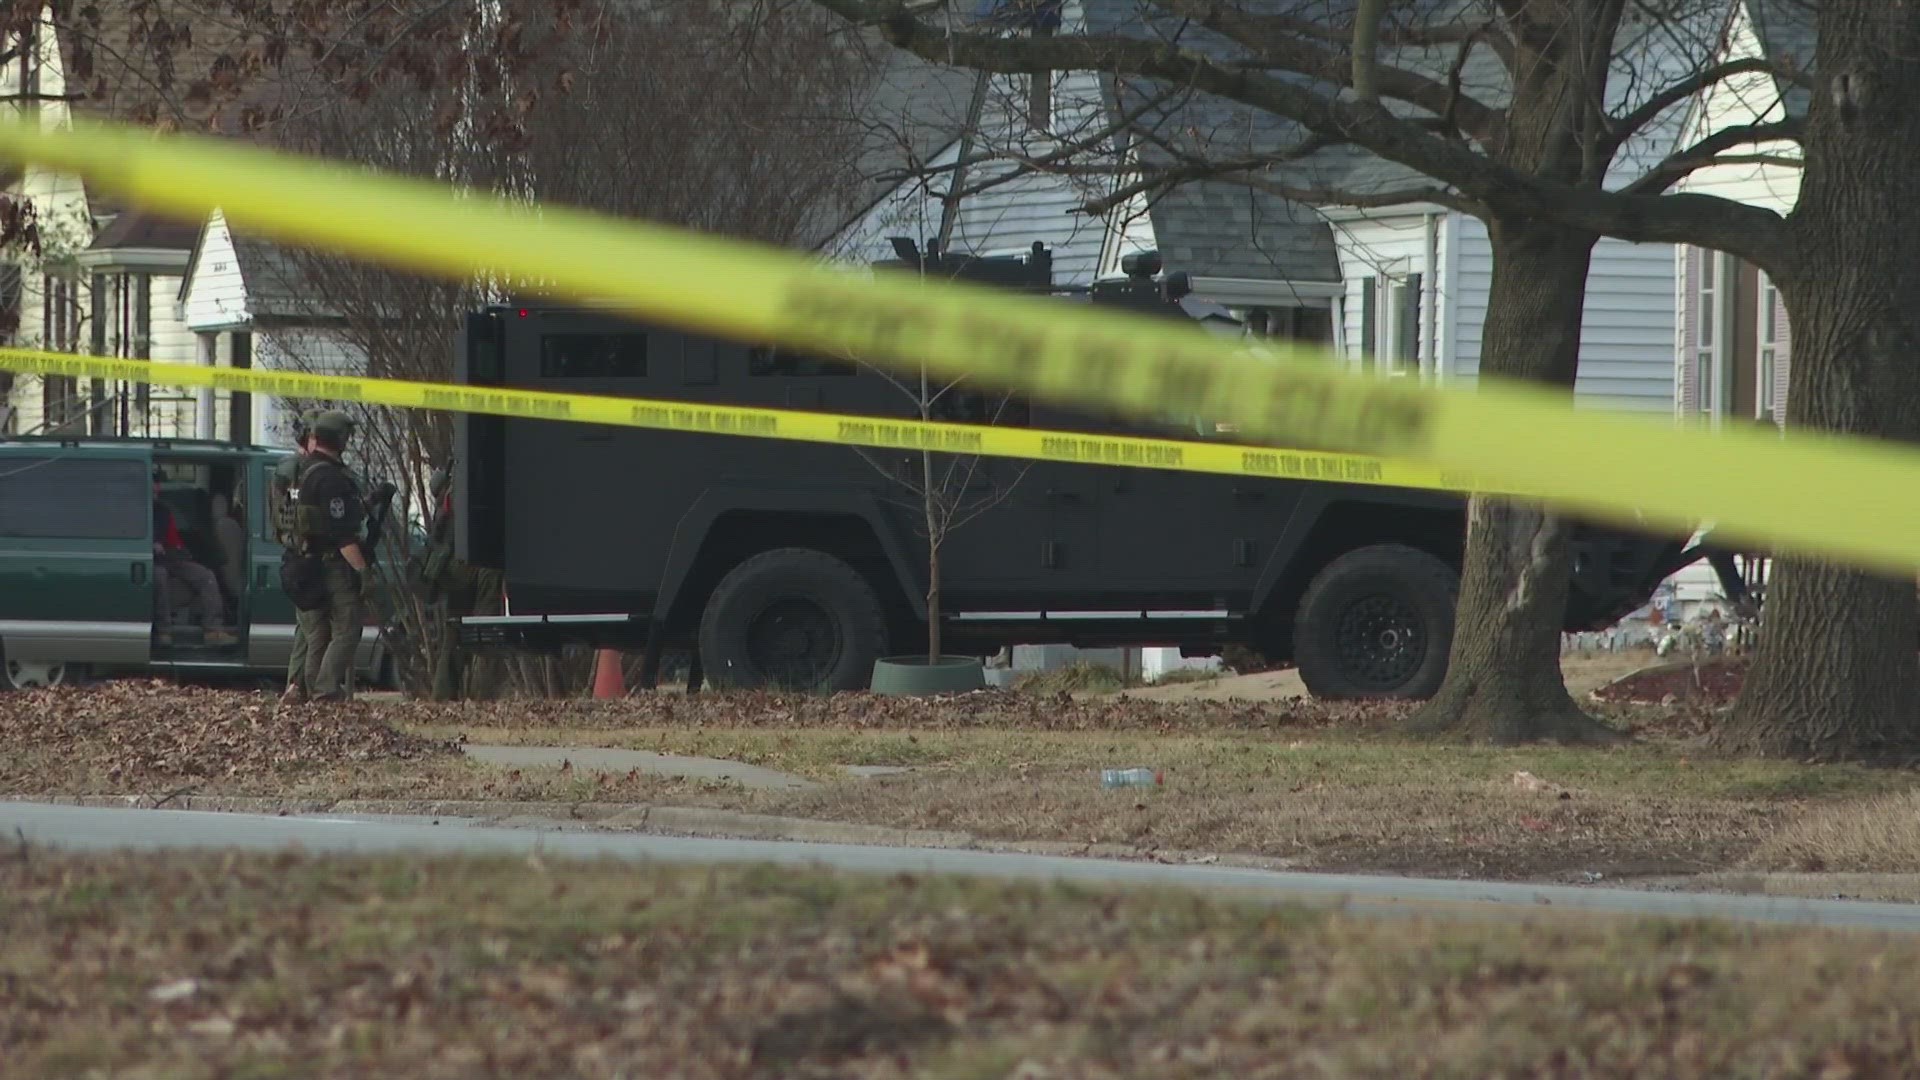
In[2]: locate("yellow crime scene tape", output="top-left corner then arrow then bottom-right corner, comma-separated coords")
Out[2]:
0,346 -> 1510,494
0,115 -> 1915,570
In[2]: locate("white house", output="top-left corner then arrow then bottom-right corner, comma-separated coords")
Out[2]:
175,208 -> 368,447
0,6 -> 214,438
829,2 -> 1344,342
831,0 -> 1691,418
1671,0 -> 1808,426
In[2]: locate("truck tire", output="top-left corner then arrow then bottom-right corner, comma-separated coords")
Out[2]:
698,548 -> 887,692
1294,544 -> 1458,700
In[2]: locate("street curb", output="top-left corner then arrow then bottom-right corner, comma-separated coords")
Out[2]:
610,805 -> 974,849
33,794 -> 633,822
1634,871 -> 1920,900
14,793 -> 1301,871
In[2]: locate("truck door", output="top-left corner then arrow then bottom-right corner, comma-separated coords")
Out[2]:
246,453 -> 299,671
991,401 -> 1106,596
1091,416 -> 1294,600
0,446 -> 155,672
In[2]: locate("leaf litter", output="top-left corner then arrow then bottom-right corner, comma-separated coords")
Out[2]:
0,681 -> 458,789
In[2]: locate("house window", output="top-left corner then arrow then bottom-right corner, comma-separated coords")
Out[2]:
1695,249 -> 1719,414
40,273 -> 81,431
1391,273 -> 1422,374
44,273 -> 79,352
1359,275 -> 1420,375
1758,273 -> 1778,417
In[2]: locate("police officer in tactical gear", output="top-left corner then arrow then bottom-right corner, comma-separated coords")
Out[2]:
272,410 -> 319,703
294,409 -> 369,701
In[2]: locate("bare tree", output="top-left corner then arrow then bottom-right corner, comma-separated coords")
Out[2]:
850,343 -> 1035,663
0,0 -> 602,432
260,0 -> 879,695
802,0 -> 1920,757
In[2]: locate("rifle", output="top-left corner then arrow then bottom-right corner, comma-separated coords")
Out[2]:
362,480 -> 400,564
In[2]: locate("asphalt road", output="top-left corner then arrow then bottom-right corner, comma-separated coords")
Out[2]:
8,801 -> 1920,932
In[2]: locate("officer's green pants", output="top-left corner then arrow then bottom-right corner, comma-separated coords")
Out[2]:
287,621 -> 309,692
296,558 -> 365,699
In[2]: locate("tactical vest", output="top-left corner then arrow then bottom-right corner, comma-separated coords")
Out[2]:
271,454 -> 312,548
291,457 -> 353,545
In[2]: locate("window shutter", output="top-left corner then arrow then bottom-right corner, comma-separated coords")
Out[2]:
1360,277 -> 1376,360
1679,247 -> 1700,414
1401,273 -> 1423,369
1773,282 -> 1791,425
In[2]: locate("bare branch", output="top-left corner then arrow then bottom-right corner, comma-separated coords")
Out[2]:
1145,0 -> 1506,145
1604,57 -> 1790,153
1244,178 -> 1479,215
1621,120 -> 1804,197
1352,0 -> 1385,104
814,0 -> 1792,272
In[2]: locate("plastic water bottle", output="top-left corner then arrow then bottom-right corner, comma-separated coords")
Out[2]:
1101,767 -> 1161,788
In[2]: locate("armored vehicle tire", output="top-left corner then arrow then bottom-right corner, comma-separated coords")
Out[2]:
698,548 -> 888,692
1294,544 -> 1458,700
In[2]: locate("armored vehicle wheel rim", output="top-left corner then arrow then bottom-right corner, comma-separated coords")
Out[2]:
744,597 -> 843,688
1333,593 -> 1425,690
4,658 -> 68,690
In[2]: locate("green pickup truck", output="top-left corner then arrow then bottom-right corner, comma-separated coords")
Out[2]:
0,435 -> 397,690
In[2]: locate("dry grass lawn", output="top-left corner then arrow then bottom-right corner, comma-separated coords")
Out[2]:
383,721 -> 1905,880
1747,789 -> 1920,873
10,673 -> 1920,882
9,851 -> 1920,1079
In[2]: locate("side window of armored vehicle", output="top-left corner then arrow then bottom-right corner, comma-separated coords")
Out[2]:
929,386 -> 1030,427
747,346 -> 856,377
540,332 -> 648,378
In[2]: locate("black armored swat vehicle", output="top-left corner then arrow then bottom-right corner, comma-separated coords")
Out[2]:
451,243 -> 1715,697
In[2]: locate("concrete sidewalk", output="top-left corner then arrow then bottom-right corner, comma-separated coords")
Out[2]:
461,744 -> 819,791
15,800 -> 1920,932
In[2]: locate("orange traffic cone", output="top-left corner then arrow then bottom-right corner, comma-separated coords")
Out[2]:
591,648 -> 625,699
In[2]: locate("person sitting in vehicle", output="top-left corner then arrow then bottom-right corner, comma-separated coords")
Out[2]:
152,472 -> 236,645
211,489 -> 248,609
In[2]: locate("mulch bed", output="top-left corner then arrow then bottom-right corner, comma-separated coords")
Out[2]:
1591,657 -> 1748,707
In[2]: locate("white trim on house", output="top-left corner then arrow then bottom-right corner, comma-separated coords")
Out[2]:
1332,208 -> 1676,413
73,247 -> 189,274
1669,1 -> 1806,425
1316,201 -> 1452,223
1756,271 -> 1778,419
1672,244 -> 1688,414
179,210 -> 252,332
1695,248 -> 1728,423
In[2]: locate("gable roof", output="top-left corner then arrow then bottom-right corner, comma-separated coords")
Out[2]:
806,36 -> 984,251
176,210 -> 326,321
830,0 -> 1351,283
1084,0 -> 1715,216
86,207 -> 198,252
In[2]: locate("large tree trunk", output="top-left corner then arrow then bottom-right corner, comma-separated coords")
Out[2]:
1717,1 -> 1920,757
1403,218 -> 1616,744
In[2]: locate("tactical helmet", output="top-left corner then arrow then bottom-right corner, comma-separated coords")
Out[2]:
312,409 -> 355,444
295,409 -> 321,438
